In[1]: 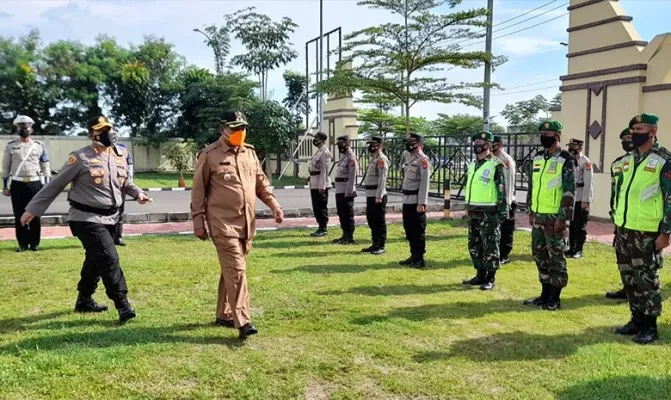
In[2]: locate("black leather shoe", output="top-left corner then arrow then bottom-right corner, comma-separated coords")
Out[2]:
118,306 -> 136,323
339,237 -> 354,245
399,257 -> 413,266
410,259 -> 426,269
114,239 -> 127,247
633,316 -> 658,345
239,323 -> 258,339
332,237 -> 344,244
16,247 -> 27,253
74,297 -> 108,313
462,270 -> 486,286
615,314 -> 641,335
523,283 -> 549,306
215,318 -> 235,329
361,245 -> 376,253
541,286 -> 561,311
565,249 -> 575,258
606,288 -> 627,299
480,271 -> 496,291
310,229 -> 328,237
29,245 -> 40,251
572,251 -> 582,259
371,248 -> 386,255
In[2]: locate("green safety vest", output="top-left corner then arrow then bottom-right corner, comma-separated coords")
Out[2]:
530,154 -> 566,214
610,155 -> 627,213
614,152 -> 666,232
465,157 -> 498,208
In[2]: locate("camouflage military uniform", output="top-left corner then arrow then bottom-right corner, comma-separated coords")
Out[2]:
466,155 -> 508,273
527,147 -> 575,289
614,142 -> 671,318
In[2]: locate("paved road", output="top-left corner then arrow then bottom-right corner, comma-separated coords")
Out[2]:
0,189 -> 444,216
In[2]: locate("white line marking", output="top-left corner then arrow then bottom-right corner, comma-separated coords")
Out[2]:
147,188 -> 162,192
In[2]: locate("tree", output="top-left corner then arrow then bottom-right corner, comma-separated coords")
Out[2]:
428,113 -> 504,136
282,70 -> 309,127
162,139 -> 198,187
500,95 -> 552,133
358,108 -> 397,138
194,25 -> 230,75
224,7 -> 298,101
317,0 -> 505,134
549,93 -> 561,110
243,100 -> 296,167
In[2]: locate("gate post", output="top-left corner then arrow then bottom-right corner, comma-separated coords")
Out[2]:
443,178 -> 451,219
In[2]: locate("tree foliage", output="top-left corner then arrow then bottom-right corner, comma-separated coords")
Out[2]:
224,7 -> 298,101
500,94 -> 557,133
243,100 -> 296,163
428,113 -> 504,136
196,25 -> 230,75
317,0 -> 505,134
282,70 -> 309,127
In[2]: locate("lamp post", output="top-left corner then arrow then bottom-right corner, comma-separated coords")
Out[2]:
193,28 -> 222,75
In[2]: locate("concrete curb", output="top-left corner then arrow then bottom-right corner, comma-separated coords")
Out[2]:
55,184 -> 313,193
0,203 -> 450,227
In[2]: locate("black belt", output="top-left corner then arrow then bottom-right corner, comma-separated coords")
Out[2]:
70,201 -> 119,216
310,171 -> 321,176
576,183 -> 585,188
403,190 -> 419,195
365,185 -> 378,190
335,178 -> 348,182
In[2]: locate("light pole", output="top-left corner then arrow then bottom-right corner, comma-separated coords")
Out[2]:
193,28 -> 222,75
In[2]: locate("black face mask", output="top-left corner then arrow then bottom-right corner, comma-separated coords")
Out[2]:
621,140 -> 634,152
18,128 -> 31,138
405,143 -> 416,152
540,135 -> 556,149
632,131 -> 652,148
338,144 -> 348,153
95,130 -> 115,147
473,144 -> 487,155
313,139 -> 322,147
367,144 -> 379,154
492,145 -> 501,153
569,148 -> 580,156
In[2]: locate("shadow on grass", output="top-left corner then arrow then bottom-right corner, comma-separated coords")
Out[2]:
319,283 -> 465,296
412,325 -> 669,363
0,311 -> 71,334
271,258 -> 471,274
0,321 -> 246,353
351,293 -> 622,325
557,376 -> 671,400
253,232 -> 468,251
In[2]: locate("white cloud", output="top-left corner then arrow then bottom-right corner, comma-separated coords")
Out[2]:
496,36 -> 564,57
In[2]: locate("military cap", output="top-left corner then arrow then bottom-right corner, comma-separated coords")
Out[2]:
220,109 -> 248,128
366,136 -> 383,144
569,138 -> 584,146
620,127 -> 632,138
336,135 -> 350,144
472,131 -> 494,142
629,113 -> 659,128
13,115 -> 34,125
493,135 -> 503,144
406,133 -> 423,144
539,120 -> 563,132
88,116 -> 113,131
313,132 -> 327,141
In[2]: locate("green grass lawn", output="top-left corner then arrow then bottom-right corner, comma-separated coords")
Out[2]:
133,172 -> 308,189
1,221 -> 670,400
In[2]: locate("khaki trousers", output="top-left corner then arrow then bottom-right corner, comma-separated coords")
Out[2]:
213,236 -> 252,328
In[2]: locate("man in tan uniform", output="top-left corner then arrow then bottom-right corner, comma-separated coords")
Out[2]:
191,110 -> 284,339
308,132 -> 332,237
22,116 -> 149,323
333,135 -> 358,244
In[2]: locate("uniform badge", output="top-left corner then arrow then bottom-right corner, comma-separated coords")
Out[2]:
67,154 -> 77,165
636,115 -> 642,123
421,159 -> 428,169
623,161 -> 630,172
378,159 -> 385,168
224,173 -> 231,181
89,158 -> 101,164
585,162 -> 591,171
645,158 -> 658,172
481,133 -> 486,139
533,162 -> 541,172
544,122 -> 550,129
547,161 -> 557,174
94,177 -> 103,185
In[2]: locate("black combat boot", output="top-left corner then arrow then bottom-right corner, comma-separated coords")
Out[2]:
633,315 -> 659,345
74,294 -> 109,313
115,298 -> 136,323
310,228 -> 328,237
615,312 -> 642,335
606,288 -> 627,299
339,236 -> 354,245
541,286 -> 561,311
399,257 -> 414,266
239,323 -> 258,339
462,270 -> 486,286
361,245 -> 377,253
480,271 -> 496,291
410,259 -> 426,269
523,283 -> 549,306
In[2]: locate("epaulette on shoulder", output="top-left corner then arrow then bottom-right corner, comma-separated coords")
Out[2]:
201,141 -> 221,155
657,146 -> 671,160
243,143 -> 255,150
558,150 -> 574,161
34,140 -> 44,145
7,139 -> 18,145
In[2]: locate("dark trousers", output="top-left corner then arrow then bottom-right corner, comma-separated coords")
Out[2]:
499,202 -> 516,259
69,221 -> 129,307
402,203 -> 426,260
113,198 -> 126,241
569,201 -> 589,252
10,180 -> 43,248
310,189 -> 329,230
366,196 -> 387,248
336,193 -> 355,238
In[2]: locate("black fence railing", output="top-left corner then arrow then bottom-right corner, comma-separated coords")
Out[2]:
349,133 -> 543,201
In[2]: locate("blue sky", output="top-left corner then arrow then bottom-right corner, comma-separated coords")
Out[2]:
0,0 -> 669,128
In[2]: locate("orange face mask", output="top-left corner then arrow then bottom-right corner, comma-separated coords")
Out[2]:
227,129 -> 246,147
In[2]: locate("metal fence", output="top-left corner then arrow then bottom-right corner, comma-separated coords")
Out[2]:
349,133 -> 543,201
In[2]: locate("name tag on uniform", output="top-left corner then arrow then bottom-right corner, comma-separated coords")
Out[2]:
644,158 -> 658,172
547,161 -> 557,174
479,168 -> 491,184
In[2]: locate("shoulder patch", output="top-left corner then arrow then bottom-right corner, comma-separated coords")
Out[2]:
67,154 -> 77,165
421,159 -> 428,169
378,159 -> 386,168
585,161 -> 591,171
503,160 -> 511,168
350,158 -> 356,167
